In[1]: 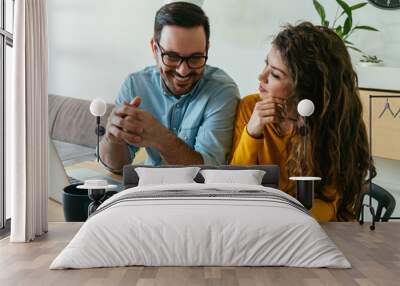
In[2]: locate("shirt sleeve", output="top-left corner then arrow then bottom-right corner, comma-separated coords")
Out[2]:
194,84 -> 240,165
229,97 -> 263,165
310,187 -> 341,221
310,199 -> 336,222
114,75 -> 139,161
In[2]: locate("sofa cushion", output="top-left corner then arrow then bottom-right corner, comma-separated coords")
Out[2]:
49,94 -> 114,148
53,140 -> 96,166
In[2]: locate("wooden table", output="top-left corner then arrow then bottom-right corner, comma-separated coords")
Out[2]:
47,161 -> 123,222
1,222 -> 399,286
64,146 -> 147,182
65,160 -> 123,182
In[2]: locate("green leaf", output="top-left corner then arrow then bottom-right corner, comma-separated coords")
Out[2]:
340,2 -> 367,16
360,54 -> 383,63
323,20 -> 330,27
347,45 -> 363,53
353,25 -> 379,32
313,0 -> 326,25
343,16 -> 353,36
336,0 -> 352,18
335,25 -> 343,38
350,2 -> 368,10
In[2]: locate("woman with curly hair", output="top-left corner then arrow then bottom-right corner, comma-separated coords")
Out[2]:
230,22 -> 374,221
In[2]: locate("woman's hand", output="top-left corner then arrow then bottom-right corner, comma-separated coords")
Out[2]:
246,96 -> 285,138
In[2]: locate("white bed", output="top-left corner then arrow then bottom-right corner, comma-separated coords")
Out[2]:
50,183 -> 351,269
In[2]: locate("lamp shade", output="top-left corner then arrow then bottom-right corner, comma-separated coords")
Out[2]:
90,98 -> 107,117
297,99 -> 315,117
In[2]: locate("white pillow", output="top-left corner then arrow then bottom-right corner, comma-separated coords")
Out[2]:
200,169 -> 266,185
135,167 -> 200,186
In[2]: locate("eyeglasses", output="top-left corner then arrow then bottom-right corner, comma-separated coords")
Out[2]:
156,42 -> 208,69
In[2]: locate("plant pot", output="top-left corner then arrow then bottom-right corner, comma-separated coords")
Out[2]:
358,62 -> 384,67
62,183 -> 90,222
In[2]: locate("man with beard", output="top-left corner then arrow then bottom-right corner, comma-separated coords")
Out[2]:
99,2 -> 239,171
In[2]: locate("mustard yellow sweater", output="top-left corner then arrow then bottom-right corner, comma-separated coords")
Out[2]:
230,94 -> 340,222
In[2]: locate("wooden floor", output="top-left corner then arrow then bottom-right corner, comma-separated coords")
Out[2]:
0,222 -> 399,286
48,199 -> 65,222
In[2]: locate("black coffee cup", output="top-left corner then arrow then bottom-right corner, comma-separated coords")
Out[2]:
289,177 -> 321,210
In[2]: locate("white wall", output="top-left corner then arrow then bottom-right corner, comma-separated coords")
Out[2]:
48,0 -> 400,103
48,0 -> 158,103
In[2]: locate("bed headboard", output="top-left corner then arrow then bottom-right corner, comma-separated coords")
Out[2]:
123,165 -> 280,189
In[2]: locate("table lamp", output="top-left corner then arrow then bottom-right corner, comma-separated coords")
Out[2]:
89,99 -> 106,162
289,99 -> 321,210
77,179 -> 117,216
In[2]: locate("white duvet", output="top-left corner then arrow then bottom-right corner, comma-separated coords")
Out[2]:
50,183 -> 351,269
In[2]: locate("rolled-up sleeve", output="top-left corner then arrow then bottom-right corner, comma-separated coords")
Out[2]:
195,84 -> 240,165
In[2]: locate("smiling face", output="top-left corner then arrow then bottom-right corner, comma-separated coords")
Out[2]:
151,25 -> 208,96
258,46 -> 294,101
258,46 -> 296,120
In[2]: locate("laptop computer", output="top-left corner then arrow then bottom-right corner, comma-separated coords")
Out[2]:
48,139 -> 122,203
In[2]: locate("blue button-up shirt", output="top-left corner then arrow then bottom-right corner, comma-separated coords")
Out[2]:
115,65 -> 239,165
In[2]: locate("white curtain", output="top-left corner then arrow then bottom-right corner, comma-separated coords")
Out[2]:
8,0 -> 48,242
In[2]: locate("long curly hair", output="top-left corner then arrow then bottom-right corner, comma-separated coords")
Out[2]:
272,22 -> 375,221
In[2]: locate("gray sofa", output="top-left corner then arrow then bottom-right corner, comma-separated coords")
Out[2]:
48,94 -> 114,166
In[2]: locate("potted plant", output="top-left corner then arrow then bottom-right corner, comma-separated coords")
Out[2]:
312,0 -> 379,54
359,54 -> 384,67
